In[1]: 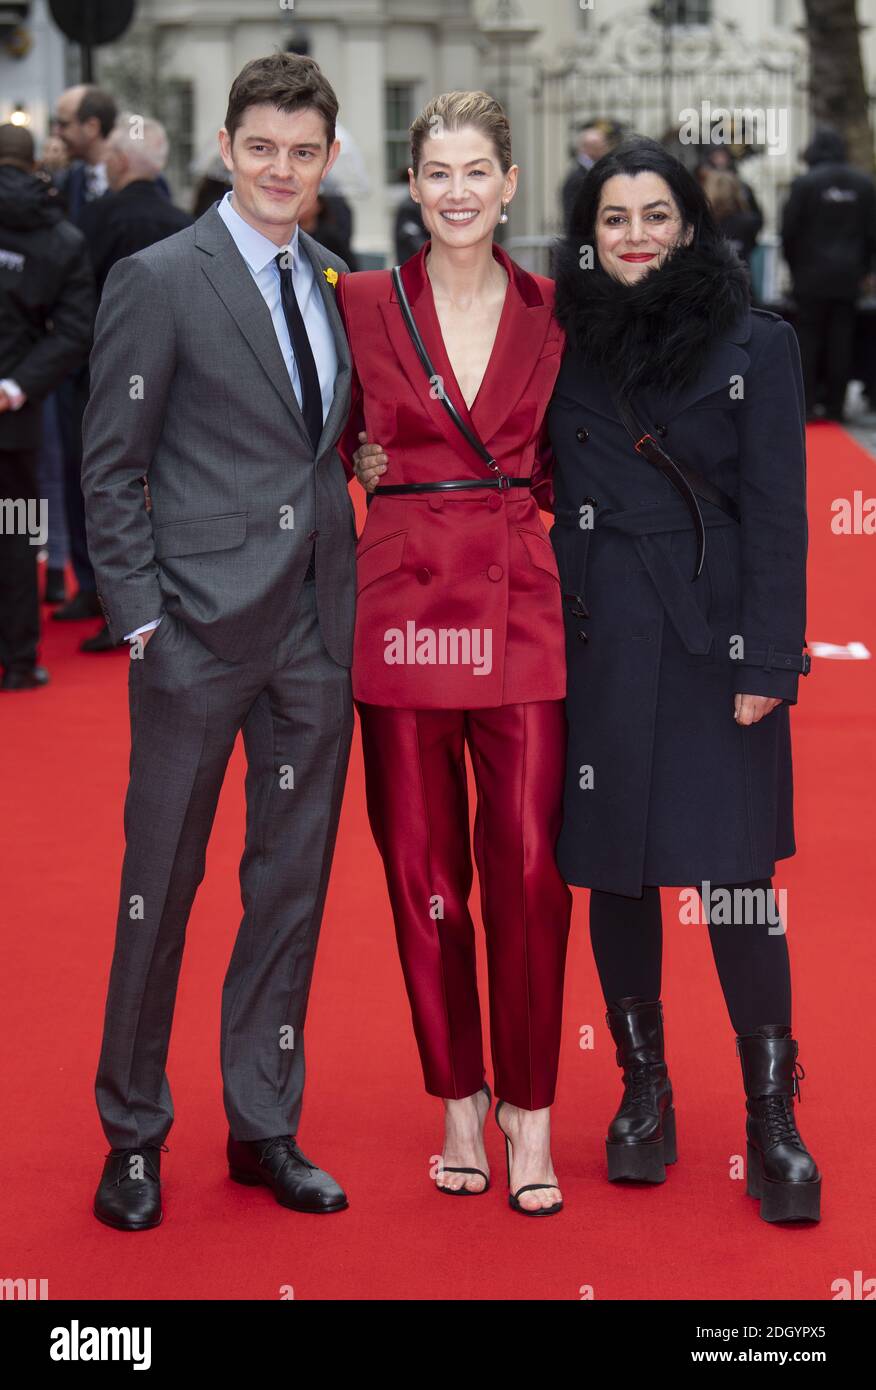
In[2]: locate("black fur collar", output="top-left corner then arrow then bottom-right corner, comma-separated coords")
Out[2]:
552,236 -> 751,396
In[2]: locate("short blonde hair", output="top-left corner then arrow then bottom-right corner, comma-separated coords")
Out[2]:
409,91 -> 512,175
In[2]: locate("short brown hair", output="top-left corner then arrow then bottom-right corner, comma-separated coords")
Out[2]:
409,91 -> 512,175
225,53 -> 338,150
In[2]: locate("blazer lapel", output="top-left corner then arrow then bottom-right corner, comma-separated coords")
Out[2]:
298,228 -> 352,457
196,207 -> 311,447
380,239 -> 554,460
379,243 -> 475,460
469,243 -> 553,445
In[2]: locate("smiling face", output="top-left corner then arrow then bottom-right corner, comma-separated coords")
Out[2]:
410,124 -> 517,249
218,102 -> 340,245
595,171 -> 693,284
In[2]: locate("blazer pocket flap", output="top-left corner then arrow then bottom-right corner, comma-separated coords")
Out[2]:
356,529 -> 407,592
518,526 -> 560,580
153,511 -> 248,559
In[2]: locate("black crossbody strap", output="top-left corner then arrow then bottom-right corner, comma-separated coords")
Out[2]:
608,385 -> 741,581
608,386 -> 706,580
610,389 -> 741,522
391,264 -> 507,482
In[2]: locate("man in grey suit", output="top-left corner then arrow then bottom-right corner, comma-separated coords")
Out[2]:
82,54 -> 356,1229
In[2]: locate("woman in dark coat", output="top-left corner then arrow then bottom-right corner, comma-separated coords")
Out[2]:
547,138 -> 821,1223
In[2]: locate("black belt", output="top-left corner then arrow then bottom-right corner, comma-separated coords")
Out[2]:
554,501 -> 810,671
374,476 -> 533,495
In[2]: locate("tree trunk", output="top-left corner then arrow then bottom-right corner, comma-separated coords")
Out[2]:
802,0 -> 874,173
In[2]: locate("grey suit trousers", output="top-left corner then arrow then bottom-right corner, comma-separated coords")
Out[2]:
95,577 -> 353,1148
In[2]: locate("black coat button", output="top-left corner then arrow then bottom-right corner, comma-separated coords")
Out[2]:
577,630 -> 589,643
582,495 -> 598,509
576,427 -> 589,443
655,423 -> 667,436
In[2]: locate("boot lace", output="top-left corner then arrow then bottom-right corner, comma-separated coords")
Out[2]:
760,1063 -> 806,1147
623,1063 -> 660,1108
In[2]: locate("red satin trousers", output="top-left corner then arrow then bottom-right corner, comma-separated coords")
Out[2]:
356,699 -> 573,1110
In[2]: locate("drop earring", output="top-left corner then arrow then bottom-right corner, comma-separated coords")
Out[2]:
498,201 -> 508,224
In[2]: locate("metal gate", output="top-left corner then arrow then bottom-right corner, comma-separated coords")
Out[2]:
530,5 -> 809,242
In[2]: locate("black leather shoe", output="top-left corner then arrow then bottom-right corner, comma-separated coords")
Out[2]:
227,1133 -> 348,1213
93,1145 -> 166,1230
80,622 -> 126,653
604,996 -> 677,1183
736,1025 -> 821,1223
44,567 -> 67,604
51,589 -> 102,620
1,665 -> 49,691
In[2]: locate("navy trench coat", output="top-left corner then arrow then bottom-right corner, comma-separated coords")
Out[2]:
546,308 -> 810,896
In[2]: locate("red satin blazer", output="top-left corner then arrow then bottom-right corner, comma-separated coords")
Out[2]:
336,239 -> 566,709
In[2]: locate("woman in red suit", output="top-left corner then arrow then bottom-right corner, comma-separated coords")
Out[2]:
335,92 -> 571,1214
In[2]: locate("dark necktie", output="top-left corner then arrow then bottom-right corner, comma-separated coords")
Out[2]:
275,250 -> 323,454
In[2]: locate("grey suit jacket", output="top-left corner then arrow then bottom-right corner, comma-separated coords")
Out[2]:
81,203 -> 356,666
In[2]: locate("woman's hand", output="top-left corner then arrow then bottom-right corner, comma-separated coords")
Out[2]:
352,431 -> 388,492
734,694 -> 782,725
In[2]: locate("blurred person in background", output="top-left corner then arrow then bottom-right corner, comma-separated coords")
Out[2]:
52,85 -> 116,228
50,85 -> 116,625
35,134 -> 72,604
299,191 -> 357,269
74,114 -> 193,653
0,124 -> 94,690
191,152 -> 233,219
38,134 -> 69,177
697,146 -> 763,239
393,166 -> 427,263
80,115 -> 192,299
782,127 -> 876,422
561,120 -> 622,233
702,168 -> 761,265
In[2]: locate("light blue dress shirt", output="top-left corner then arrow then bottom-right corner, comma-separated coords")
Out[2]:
125,190 -> 339,641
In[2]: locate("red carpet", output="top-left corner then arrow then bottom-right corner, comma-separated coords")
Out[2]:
2,424 -> 873,1300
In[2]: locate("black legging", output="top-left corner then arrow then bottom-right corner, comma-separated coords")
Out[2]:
589,880 -> 791,1035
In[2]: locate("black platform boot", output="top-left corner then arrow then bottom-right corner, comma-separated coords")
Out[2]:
736,1025 -> 821,1223
604,996 -> 677,1183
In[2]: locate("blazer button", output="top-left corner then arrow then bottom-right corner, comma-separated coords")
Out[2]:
487,493 -> 502,511
307,529 -> 319,540
416,567 -> 431,584
487,564 -> 503,582
577,630 -> 589,643
576,427 -> 589,443
427,495 -> 444,511
582,495 -> 598,509
655,423 -> 667,436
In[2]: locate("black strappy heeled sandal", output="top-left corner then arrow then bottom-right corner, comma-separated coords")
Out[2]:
495,1099 -> 563,1216
436,1083 -> 492,1195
